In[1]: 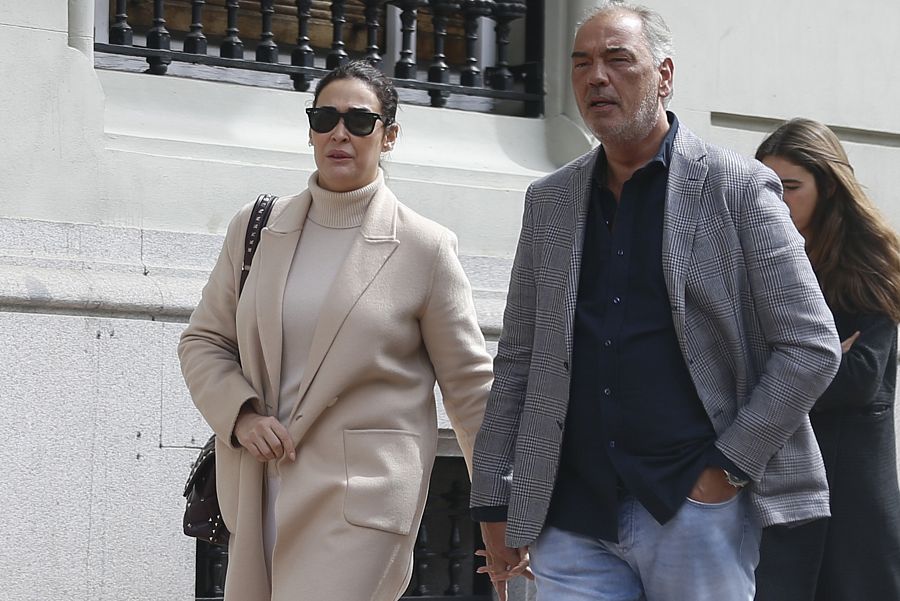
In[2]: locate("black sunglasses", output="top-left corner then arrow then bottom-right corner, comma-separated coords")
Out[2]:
306,107 -> 386,137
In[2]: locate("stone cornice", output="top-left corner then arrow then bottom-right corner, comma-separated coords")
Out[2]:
0,217 -> 509,337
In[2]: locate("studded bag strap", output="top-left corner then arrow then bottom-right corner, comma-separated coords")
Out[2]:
239,193 -> 278,295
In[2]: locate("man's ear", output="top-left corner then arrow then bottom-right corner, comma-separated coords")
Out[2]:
658,57 -> 674,100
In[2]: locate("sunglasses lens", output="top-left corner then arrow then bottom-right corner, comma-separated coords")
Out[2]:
307,108 -> 381,136
344,113 -> 379,136
308,109 -> 340,133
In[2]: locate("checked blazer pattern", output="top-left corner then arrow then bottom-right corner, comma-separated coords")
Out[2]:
470,125 -> 842,548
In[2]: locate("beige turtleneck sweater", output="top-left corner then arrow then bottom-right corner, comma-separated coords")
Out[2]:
277,170 -> 383,424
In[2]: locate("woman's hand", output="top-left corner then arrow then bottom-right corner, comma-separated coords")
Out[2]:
475,521 -> 533,601
233,405 -> 296,462
841,331 -> 860,353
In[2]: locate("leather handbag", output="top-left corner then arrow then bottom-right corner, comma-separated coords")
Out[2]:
183,193 -> 278,546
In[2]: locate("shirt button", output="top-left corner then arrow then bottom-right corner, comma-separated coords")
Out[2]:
604,339 -> 612,347
603,387 -> 611,396
617,249 -> 624,257
609,440 -> 616,448
612,296 -> 621,304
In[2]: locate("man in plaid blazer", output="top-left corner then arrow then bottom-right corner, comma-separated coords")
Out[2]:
470,2 -> 841,600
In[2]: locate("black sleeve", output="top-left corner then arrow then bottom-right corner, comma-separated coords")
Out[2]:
470,505 -> 509,523
813,313 -> 897,412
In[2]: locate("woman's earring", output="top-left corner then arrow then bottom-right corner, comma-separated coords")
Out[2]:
308,140 -> 313,147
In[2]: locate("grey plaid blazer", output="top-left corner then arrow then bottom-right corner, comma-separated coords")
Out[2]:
470,125 -> 842,548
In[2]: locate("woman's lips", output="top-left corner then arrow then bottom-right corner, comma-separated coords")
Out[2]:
327,150 -> 352,159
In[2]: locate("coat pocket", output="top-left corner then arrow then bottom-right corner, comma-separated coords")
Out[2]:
343,429 -> 424,536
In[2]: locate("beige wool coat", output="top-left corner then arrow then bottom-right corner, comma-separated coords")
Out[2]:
178,182 -> 492,601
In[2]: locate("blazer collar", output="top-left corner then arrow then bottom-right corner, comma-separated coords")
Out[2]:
266,190 -> 312,234
562,147 -> 601,361
662,125 -> 710,334
671,124 -> 708,163
253,192 -> 311,410
358,183 -> 399,242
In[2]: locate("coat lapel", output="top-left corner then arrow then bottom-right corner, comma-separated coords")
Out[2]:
254,192 -> 311,415
563,149 -> 600,361
287,186 -> 400,422
662,128 -> 708,341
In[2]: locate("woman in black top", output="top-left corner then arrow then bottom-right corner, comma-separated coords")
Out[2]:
754,118 -> 900,601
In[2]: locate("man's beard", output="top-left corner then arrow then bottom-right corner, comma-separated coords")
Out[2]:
592,83 -> 660,146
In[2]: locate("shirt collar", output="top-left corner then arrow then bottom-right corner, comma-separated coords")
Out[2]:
594,111 -> 680,185
654,111 -> 679,168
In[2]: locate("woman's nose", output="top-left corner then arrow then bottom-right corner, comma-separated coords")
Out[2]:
330,118 -> 351,140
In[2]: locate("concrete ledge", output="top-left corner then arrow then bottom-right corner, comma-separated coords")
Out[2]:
0,217 -> 511,336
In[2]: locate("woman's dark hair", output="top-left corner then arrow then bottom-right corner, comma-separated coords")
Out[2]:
313,60 -> 399,126
756,118 -> 900,322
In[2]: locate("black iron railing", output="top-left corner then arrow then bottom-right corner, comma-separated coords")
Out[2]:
96,0 -> 543,116
195,456 -> 491,600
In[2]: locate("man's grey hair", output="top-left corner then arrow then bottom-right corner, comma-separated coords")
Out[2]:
577,1 -> 675,106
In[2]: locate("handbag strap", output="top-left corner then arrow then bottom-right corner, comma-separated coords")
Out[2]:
239,193 -> 278,295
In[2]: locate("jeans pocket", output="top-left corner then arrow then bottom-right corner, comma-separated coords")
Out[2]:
343,429 -> 424,535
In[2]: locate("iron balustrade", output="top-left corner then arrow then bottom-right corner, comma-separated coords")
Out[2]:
96,0 -> 543,116
195,457 -> 492,600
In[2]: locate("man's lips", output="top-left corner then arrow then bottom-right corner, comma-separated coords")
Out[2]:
588,98 -> 617,108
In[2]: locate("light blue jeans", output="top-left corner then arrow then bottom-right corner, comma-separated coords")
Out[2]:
530,493 -> 761,601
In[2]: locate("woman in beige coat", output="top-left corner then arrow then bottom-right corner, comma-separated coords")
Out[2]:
178,61 -> 492,601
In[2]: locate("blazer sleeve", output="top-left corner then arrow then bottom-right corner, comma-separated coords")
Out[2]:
814,313 -> 897,412
714,163 -> 841,481
420,230 -> 494,475
178,203 -> 261,448
470,185 -> 536,510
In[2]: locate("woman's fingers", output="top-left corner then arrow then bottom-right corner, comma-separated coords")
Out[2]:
840,330 -> 861,353
248,440 -> 271,462
271,420 -> 296,461
257,418 -> 294,461
255,436 -> 278,461
474,546 -> 531,587
260,426 -> 284,458
236,413 -> 295,462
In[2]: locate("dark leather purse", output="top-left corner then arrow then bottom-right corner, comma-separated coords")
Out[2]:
183,193 -> 278,546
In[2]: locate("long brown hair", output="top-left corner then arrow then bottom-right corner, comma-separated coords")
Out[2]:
756,118 -> 900,322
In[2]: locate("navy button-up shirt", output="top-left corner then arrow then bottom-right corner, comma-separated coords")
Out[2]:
546,114 -> 743,542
